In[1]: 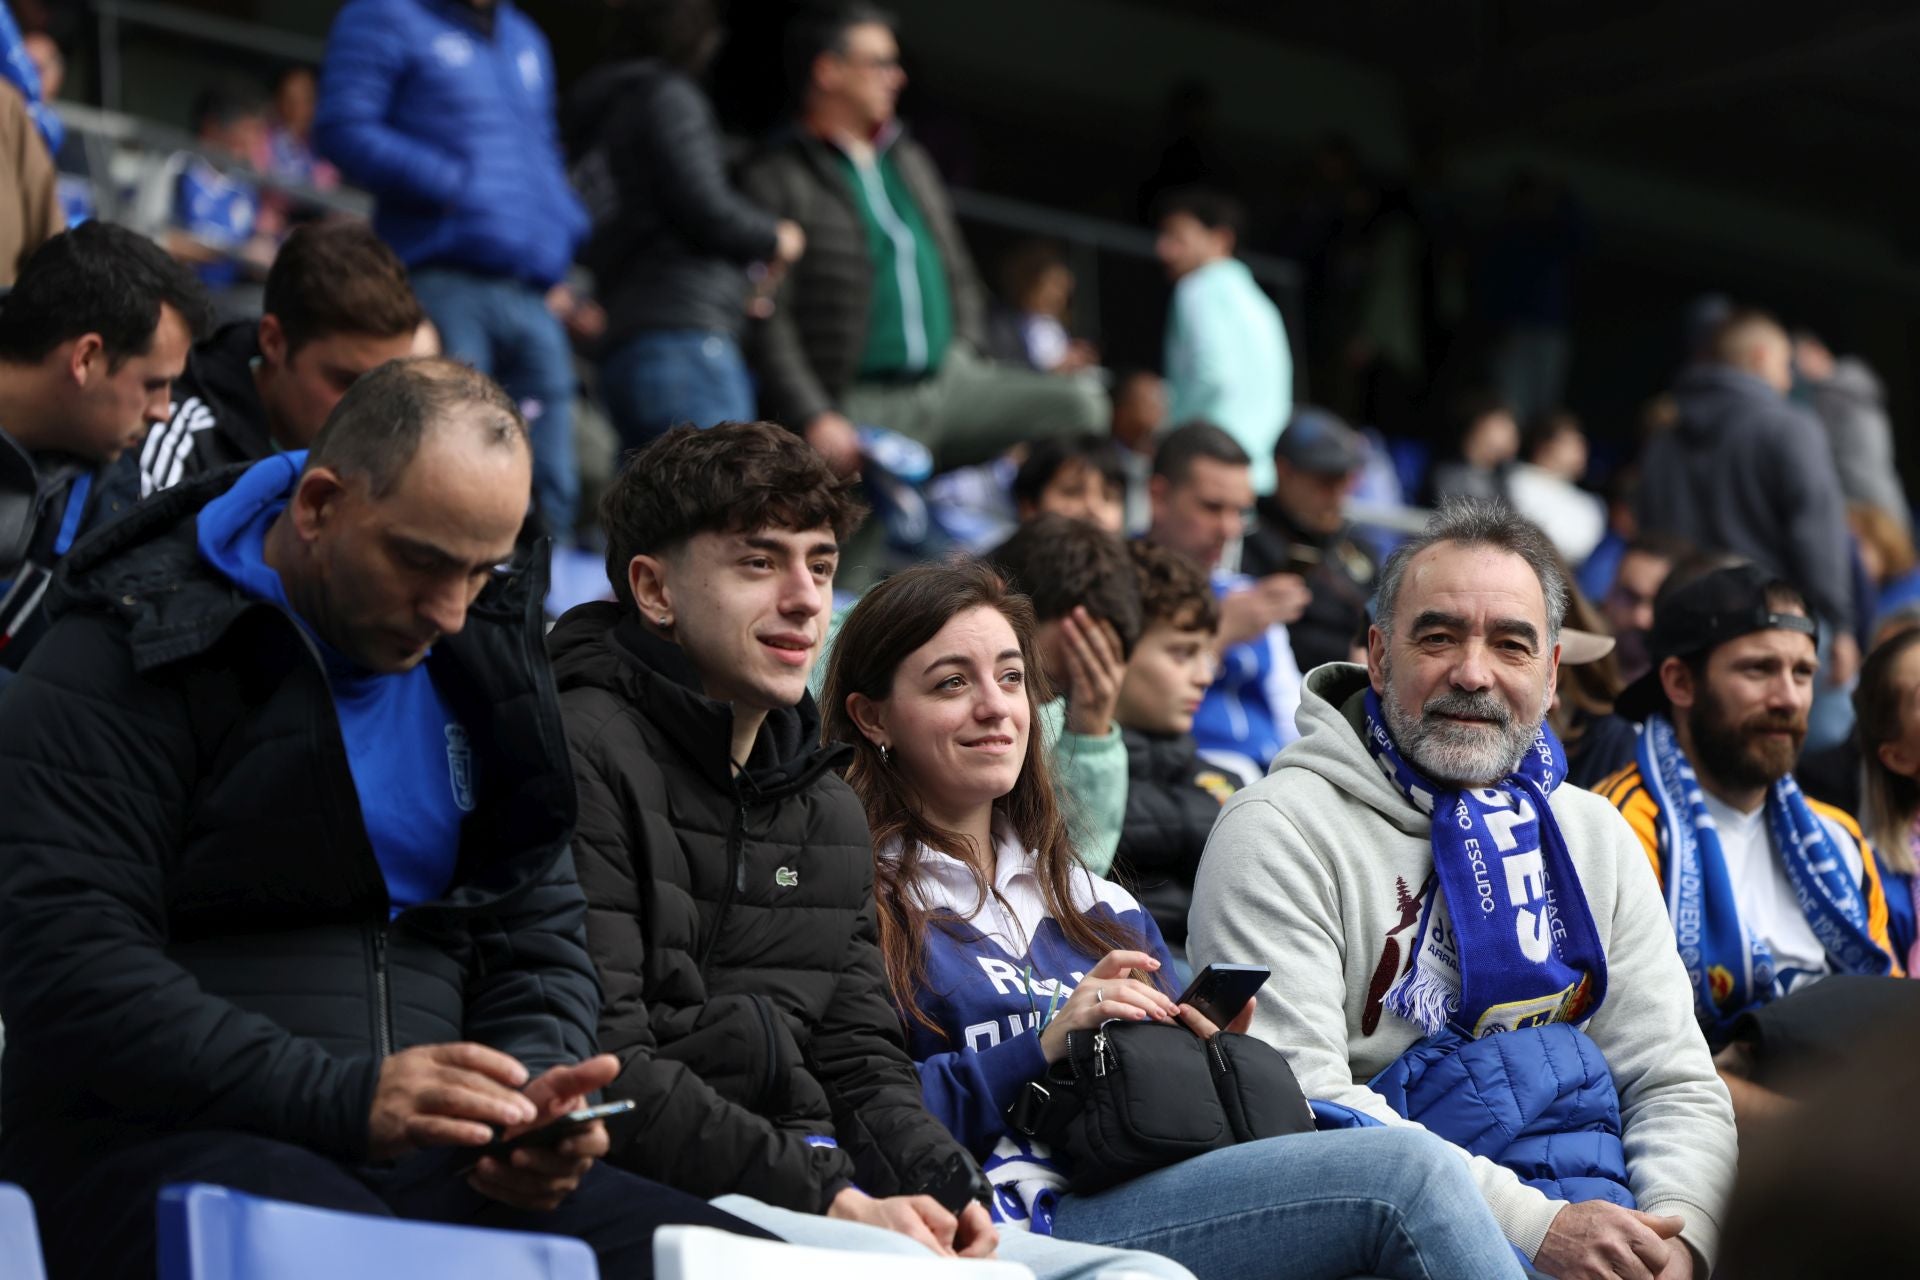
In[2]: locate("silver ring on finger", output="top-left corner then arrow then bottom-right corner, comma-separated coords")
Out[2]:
1096,988 -> 1106,1003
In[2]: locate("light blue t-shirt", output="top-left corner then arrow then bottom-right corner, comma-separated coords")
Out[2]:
1164,257 -> 1292,495
197,453 -> 474,915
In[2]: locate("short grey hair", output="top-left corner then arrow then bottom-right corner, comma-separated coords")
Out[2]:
304,356 -> 527,498
1373,498 -> 1568,644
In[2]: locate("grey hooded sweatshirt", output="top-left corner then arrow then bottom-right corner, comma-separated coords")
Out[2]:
1636,363 -> 1855,633
1189,664 -> 1736,1266
1808,356 -> 1908,536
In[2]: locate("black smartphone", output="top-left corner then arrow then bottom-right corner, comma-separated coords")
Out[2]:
920,1150 -> 993,1214
1176,962 -> 1271,1028
483,1099 -> 636,1158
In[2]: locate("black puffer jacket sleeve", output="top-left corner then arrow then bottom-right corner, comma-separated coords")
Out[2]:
570,726 -> 855,1210
641,74 -> 780,264
0,613 -> 377,1160
807,895 -> 971,1197
462,848 -> 602,1076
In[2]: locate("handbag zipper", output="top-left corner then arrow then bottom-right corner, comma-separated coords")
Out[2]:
1093,1028 -> 1110,1076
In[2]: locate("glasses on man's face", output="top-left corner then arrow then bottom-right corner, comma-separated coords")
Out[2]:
841,52 -> 902,73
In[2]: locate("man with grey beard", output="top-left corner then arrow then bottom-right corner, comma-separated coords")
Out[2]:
1190,499 -> 1737,1280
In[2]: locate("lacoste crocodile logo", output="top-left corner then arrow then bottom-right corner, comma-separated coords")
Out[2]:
775,867 -> 799,888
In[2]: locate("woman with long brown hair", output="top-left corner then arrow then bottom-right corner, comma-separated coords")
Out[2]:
1849,629 -> 1920,968
822,560 -> 1525,1280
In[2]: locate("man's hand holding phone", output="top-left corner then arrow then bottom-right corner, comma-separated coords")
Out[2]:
368,1043 -> 539,1161
365,1044 -> 624,1211
469,1054 -> 623,1211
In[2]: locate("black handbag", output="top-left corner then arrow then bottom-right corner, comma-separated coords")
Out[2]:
1006,1020 -> 1316,1193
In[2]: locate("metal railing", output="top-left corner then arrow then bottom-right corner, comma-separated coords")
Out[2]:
78,0 -> 1298,342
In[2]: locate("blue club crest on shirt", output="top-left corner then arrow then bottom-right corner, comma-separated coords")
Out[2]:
445,725 -> 476,812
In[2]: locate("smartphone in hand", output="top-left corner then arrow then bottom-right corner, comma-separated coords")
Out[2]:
1176,963 -> 1271,1029
482,1099 -> 636,1158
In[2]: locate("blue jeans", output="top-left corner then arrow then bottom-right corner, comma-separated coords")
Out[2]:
1049,1127 -> 1527,1280
599,329 -> 755,452
411,268 -> 578,540
712,1194 -> 1194,1280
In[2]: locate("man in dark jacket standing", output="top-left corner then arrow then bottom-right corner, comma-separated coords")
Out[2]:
0,359 -> 759,1278
566,0 -> 804,448
1637,311 -> 1860,687
316,0 -> 588,541
740,6 -> 1103,481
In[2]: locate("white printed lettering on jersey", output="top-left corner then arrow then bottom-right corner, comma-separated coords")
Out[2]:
445,724 -> 476,812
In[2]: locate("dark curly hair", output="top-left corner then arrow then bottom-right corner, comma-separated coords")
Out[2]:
599,422 -> 866,604
1127,540 -> 1219,634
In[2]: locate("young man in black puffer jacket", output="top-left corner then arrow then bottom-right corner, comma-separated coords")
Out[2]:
550,422 -> 993,1239
1110,541 -> 1240,958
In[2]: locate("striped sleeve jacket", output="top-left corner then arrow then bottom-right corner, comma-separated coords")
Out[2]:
1597,762 -> 1903,975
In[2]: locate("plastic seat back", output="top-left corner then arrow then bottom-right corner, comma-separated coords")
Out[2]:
156,1183 -> 598,1280
0,1183 -> 48,1280
653,1224 -> 1037,1280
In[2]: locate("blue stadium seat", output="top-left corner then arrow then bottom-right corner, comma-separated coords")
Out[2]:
0,1182 -> 48,1280
156,1183 -> 599,1280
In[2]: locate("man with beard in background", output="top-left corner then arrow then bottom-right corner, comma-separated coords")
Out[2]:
1600,563 -> 1905,1127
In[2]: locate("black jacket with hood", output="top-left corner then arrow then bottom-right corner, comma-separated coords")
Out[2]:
0,466 -> 598,1186
128,319 -> 275,500
1637,364 -> 1856,632
550,602 -> 971,1212
564,60 -> 781,346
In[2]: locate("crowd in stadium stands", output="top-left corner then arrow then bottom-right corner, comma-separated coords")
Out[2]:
2,0 -> 1919,1278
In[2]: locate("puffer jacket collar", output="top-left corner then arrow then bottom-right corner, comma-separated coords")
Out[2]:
547,600 -> 851,800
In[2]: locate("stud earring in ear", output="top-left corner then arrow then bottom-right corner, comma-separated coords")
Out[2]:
878,743 -> 892,765
657,615 -> 671,627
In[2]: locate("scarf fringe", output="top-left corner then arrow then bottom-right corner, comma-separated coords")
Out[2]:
1384,961 -> 1458,1037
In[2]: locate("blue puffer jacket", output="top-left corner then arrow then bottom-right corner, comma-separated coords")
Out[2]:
315,0 -> 587,287
1315,1023 -> 1636,1209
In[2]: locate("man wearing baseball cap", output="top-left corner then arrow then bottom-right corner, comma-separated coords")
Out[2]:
1598,563 -> 1902,1120
1241,406 -> 1378,672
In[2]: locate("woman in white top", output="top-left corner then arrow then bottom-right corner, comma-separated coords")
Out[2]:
822,560 -> 1526,1279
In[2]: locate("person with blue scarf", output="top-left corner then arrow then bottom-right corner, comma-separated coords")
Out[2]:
1193,499 -> 1737,1280
1599,563 -> 1905,1123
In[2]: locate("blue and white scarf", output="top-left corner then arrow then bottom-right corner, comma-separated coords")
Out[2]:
1636,713 -> 1891,1033
1363,689 -> 1608,1038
